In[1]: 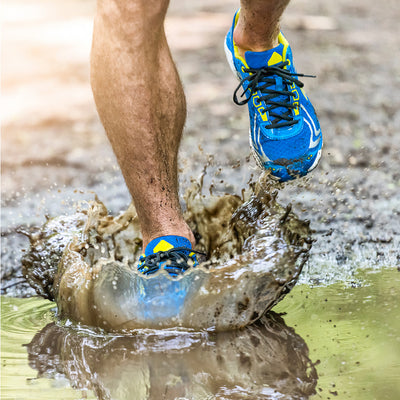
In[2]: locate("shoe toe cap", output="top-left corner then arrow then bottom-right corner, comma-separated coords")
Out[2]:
256,125 -> 322,181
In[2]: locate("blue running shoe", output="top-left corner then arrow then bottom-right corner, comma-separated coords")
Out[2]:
225,11 -> 323,181
137,235 -> 203,277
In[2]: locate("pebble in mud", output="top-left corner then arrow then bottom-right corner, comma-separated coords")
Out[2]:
21,173 -> 312,331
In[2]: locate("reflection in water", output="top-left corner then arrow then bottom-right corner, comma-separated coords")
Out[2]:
26,312 -> 318,400
4,269 -> 400,400
22,174 -> 312,331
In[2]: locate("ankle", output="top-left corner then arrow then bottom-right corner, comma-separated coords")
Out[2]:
233,18 -> 279,58
233,28 -> 279,59
142,226 -> 195,249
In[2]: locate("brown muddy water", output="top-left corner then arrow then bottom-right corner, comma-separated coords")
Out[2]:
19,174 -> 311,331
2,175 -> 400,399
2,269 -> 399,399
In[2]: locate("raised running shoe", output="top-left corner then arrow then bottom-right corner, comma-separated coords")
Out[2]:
225,11 -> 323,181
137,235 -> 202,277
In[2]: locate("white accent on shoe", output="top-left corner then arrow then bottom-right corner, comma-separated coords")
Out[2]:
301,104 -> 321,149
309,128 -> 322,149
224,37 -> 240,79
308,148 -> 322,172
249,129 -> 264,168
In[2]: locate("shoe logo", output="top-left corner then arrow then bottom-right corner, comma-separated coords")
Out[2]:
310,128 -> 321,148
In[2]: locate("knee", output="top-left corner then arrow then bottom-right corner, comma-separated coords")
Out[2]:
97,0 -> 170,31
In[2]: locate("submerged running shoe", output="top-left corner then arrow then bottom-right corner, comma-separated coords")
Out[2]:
224,11 -> 323,181
137,235 -> 202,277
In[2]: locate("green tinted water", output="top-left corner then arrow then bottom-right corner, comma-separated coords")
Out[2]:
274,268 -> 400,400
1,297 -> 96,399
2,267 -> 400,400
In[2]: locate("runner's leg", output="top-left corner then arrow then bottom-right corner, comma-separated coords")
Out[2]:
91,0 -> 194,248
234,0 -> 290,55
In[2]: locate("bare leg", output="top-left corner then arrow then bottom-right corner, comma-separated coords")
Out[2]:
91,0 -> 194,248
234,0 -> 290,54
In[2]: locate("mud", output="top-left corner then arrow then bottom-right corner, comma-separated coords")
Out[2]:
20,174 -> 311,330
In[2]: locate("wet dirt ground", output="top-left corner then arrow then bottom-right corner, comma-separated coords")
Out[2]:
1,0 -> 400,398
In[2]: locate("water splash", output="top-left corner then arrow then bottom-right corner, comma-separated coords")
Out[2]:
22,173 -> 312,331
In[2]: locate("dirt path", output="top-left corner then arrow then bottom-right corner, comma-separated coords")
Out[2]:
2,0 -> 399,295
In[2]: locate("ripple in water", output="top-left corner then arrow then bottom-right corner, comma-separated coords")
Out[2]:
25,312 -> 318,399
1,297 -> 54,337
21,173 -> 312,331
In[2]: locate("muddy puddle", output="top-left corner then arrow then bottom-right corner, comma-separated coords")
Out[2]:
1,173 -> 400,399
2,268 -> 399,399
19,173 -> 311,331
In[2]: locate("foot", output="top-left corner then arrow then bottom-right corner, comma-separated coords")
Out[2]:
137,235 -> 203,277
225,11 -> 323,182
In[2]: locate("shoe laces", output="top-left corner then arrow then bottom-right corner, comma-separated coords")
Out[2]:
138,247 -> 206,276
233,61 -> 314,129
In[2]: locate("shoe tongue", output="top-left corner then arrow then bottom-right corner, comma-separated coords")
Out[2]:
144,235 -> 192,256
244,43 -> 285,69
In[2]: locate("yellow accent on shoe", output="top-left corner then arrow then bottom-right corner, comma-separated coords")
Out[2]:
278,32 -> 289,62
153,240 -> 174,253
267,52 -> 283,66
